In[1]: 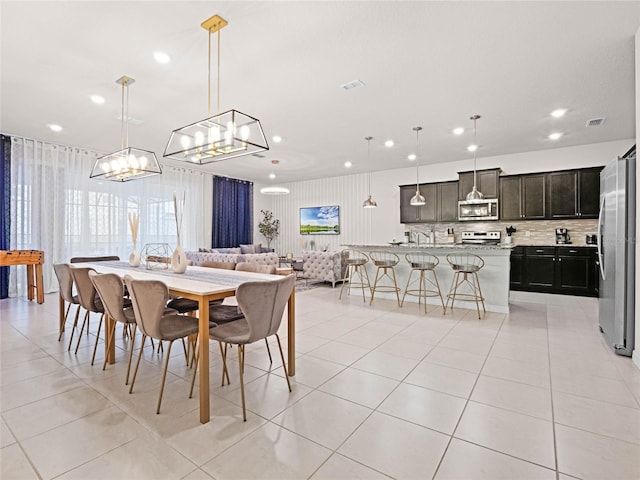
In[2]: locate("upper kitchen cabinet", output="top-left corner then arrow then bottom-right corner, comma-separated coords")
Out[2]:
547,167 -> 603,219
458,168 -> 501,200
400,184 -> 437,223
499,173 -> 546,220
438,181 -> 459,222
400,181 -> 457,223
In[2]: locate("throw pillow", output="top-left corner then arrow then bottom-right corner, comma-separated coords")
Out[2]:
240,244 -> 255,254
228,247 -> 241,254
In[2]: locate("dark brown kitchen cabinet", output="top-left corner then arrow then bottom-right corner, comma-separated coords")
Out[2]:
510,246 -> 597,296
509,246 -> 524,289
547,167 -> 602,219
437,181 -> 459,222
458,168 -> 500,200
524,246 -> 555,288
499,174 -> 546,220
399,184 -> 436,223
400,181 -> 457,223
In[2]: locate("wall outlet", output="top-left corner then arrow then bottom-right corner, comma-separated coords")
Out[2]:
525,230 -> 531,237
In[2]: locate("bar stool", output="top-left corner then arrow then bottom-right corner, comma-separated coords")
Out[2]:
445,253 -> 486,319
339,249 -> 372,302
401,252 -> 445,313
369,251 -> 401,306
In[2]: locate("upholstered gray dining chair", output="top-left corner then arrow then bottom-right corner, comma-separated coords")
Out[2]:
68,267 -> 106,363
53,263 -> 81,342
88,271 -> 140,383
124,275 -> 203,414
191,274 -> 295,421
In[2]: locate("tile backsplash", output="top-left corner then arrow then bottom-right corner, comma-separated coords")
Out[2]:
407,219 -> 598,246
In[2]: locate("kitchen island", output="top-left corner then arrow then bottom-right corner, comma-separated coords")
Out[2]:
343,243 -> 514,314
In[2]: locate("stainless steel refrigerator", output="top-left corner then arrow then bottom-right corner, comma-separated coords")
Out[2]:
597,146 -> 636,356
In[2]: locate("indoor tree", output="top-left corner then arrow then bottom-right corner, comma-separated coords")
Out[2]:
258,209 -> 280,249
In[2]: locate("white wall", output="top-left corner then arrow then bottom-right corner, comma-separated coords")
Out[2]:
635,25 -> 640,371
259,139 -> 633,257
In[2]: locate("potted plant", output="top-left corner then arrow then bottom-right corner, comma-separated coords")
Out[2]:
258,210 -> 280,250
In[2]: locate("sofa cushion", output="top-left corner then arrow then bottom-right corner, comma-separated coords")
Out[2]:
240,244 -> 262,254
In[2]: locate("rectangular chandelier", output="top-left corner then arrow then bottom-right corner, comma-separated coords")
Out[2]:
90,147 -> 162,182
163,109 -> 268,164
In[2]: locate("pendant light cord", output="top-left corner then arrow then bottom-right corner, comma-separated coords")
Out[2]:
367,137 -> 372,195
473,116 -> 478,189
414,126 -> 422,191
206,27 -> 222,118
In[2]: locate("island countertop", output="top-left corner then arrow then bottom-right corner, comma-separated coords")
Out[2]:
343,243 -> 515,251
342,243 -> 512,314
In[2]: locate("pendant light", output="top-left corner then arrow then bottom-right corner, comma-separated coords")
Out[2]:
409,126 -> 426,206
362,136 -> 378,208
164,14 -> 269,164
465,114 -> 484,201
90,76 -> 162,182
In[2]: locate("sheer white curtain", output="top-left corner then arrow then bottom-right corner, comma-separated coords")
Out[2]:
9,136 -> 210,297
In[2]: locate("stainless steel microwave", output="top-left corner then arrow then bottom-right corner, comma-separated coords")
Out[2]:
458,198 -> 499,221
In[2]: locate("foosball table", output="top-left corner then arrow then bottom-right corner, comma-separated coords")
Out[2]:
0,250 -> 45,303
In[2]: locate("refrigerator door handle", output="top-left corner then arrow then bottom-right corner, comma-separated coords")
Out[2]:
597,195 -> 605,280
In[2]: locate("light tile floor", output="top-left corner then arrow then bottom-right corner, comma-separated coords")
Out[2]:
1,287 -> 640,479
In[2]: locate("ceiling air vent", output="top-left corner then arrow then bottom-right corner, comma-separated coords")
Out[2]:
340,79 -> 365,91
586,117 -> 605,127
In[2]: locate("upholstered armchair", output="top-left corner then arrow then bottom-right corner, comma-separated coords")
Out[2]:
302,250 -> 347,287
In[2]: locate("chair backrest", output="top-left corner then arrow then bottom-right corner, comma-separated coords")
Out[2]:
70,255 -> 120,263
341,249 -> 369,266
405,252 -> 439,270
53,263 -> 75,303
235,263 -> 277,275
446,253 -> 484,272
69,267 -> 103,312
369,251 -> 400,267
202,261 -> 236,270
123,275 -> 169,339
89,271 -> 128,323
236,274 -> 295,343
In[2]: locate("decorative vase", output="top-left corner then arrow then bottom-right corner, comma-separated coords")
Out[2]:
129,246 -> 141,267
172,243 -> 188,274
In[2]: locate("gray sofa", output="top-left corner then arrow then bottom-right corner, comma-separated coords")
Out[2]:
185,251 -> 279,267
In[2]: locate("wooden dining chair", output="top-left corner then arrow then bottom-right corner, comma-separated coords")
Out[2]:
191,274 -> 295,421
53,263 -> 82,342
124,275 -> 203,414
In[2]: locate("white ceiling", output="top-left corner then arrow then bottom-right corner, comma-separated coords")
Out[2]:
1,1 -> 638,184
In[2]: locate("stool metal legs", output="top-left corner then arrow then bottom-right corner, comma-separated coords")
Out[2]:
445,270 -> 486,319
370,266 -> 400,306
401,268 -> 446,313
339,262 -> 372,302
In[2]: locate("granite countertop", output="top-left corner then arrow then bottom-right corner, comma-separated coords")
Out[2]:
512,244 -> 598,248
344,243 -> 515,251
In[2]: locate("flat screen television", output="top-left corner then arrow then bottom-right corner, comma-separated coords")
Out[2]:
300,205 -> 340,235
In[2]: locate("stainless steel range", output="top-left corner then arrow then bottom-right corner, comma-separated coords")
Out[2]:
460,231 -> 501,245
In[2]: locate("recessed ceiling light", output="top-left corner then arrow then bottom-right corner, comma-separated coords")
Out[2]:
153,51 -> 171,64
269,173 -> 276,179
467,144 -> 478,152
452,127 -> 464,135
90,95 -> 105,104
551,109 -> 567,118
344,161 -> 352,168
407,153 -> 416,161
384,140 -> 394,148
48,124 -> 62,132
272,135 -> 282,143
549,132 -> 563,140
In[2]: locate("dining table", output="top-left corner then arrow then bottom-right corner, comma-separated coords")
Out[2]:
65,261 -> 296,424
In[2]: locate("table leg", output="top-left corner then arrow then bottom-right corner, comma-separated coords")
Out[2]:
105,315 -> 116,364
35,263 -> 44,303
198,297 -> 210,423
26,264 -> 34,301
287,287 -> 296,376
59,294 -> 65,335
